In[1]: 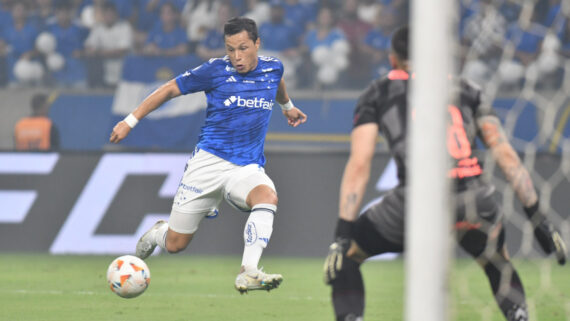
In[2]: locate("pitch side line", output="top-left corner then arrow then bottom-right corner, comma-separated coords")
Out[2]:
3,289 -> 329,302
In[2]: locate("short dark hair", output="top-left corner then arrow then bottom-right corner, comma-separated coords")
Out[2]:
224,17 -> 258,42
391,26 -> 409,61
31,94 -> 48,111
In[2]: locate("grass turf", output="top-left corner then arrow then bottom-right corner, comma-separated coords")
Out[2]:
0,254 -> 568,321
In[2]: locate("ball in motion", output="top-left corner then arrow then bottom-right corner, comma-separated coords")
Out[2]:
107,255 -> 150,298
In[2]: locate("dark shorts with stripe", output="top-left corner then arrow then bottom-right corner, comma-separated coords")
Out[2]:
353,178 -> 505,258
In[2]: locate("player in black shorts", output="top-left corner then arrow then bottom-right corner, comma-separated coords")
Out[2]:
323,26 -> 567,321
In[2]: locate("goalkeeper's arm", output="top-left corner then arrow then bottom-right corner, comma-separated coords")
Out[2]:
325,123 -> 378,284
477,114 -> 567,265
338,123 -> 378,224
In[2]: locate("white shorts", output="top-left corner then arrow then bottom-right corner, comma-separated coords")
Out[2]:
169,148 -> 276,234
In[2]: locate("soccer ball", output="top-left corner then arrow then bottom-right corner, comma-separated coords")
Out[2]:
106,255 -> 150,298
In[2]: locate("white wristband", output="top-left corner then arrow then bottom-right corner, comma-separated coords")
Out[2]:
279,100 -> 294,111
123,113 -> 139,128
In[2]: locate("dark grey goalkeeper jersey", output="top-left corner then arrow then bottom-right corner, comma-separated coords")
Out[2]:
352,69 -> 499,244
353,69 -> 494,189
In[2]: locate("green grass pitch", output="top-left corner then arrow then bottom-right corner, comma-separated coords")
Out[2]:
0,254 -> 568,320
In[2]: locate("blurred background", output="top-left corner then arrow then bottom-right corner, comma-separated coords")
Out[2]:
0,0 -> 569,260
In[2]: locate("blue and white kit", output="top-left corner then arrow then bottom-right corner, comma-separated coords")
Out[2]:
169,56 -> 284,234
175,55 -> 284,166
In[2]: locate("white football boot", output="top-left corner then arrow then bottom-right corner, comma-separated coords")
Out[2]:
234,268 -> 283,294
135,220 -> 166,259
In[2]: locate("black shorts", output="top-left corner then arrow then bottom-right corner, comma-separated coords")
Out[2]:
353,179 -> 504,258
353,214 -> 403,255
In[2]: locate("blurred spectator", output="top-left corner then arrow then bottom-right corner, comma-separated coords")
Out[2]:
382,0 -> 409,22
1,2 -> 43,86
260,1 -> 301,53
229,0 -> 247,15
82,1 -> 132,87
499,0 -> 521,24
0,0 -> 12,31
136,0 -> 185,32
532,0 -> 553,27
361,6 -> 398,79
183,0 -> 220,46
282,0 -> 315,36
303,6 -> 350,87
244,0 -> 270,26
135,0 -> 162,32
543,0 -> 561,28
14,93 -> 60,151
337,0 -> 370,47
141,2 -> 188,57
77,0 -> 107,29
459,0 -> 482,35
0,0 -> 10,86
45,0 -> 88,87
196,2 -> 234,61
78,0 -> 136,28
528,16 -> 569,89
30,0 -> 56,31
557,19 -> 570,58
460,0 -> 507,86
357,0 -> 381,25
258,0 -> 302,88
498,6 -> 546,88
337,0 -> 371,87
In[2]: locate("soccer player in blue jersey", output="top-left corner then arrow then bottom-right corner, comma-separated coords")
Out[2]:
109,17 -> 307,293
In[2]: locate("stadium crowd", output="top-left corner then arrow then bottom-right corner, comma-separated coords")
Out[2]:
0,0 -> 567,90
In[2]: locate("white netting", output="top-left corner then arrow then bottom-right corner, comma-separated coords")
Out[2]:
452,0 -> 570,320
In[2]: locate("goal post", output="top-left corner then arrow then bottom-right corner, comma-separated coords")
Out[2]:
405,0 -> 455,321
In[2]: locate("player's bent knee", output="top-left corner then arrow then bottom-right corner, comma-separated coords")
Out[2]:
246,184 -> 278,206
165,231 -> 194,253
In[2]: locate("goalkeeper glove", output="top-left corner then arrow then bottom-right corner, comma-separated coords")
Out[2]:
524,202 -> 567,265
324,238 -> 351,284
323,218 -> 354,284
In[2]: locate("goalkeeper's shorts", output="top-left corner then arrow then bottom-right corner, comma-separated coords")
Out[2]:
357,179 -> 503,256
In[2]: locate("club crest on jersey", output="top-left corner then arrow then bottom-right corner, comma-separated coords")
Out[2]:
223,95 -> 274,110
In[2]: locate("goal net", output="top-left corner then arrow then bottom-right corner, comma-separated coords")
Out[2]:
407,0 -> 570,320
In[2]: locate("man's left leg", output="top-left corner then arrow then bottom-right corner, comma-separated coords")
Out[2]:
225,167 -> 282,293
459,226 -> 528,321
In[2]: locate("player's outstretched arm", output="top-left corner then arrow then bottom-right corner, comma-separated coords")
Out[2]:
110,79 -> 182,143
324,123 -> 378,283
276,78 -> 307,127
477,114 -> 567,264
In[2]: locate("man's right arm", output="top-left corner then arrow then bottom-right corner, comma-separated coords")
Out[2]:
338,122 -> 379,222
110,79 -> 182,143
324,122 -> 378,283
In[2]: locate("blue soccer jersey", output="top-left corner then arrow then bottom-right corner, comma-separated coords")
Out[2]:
175,56 -> 284,166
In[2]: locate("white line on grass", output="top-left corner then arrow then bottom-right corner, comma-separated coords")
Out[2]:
2,289 -> 328,302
